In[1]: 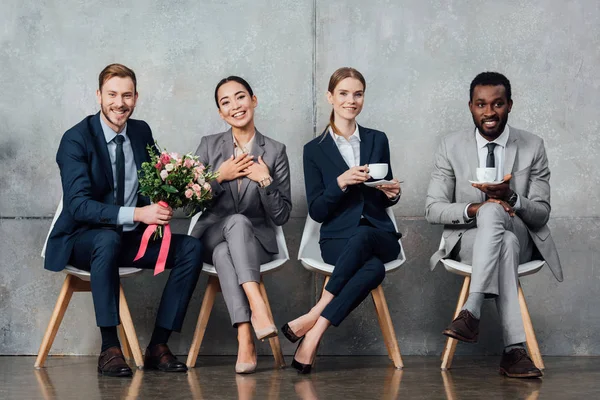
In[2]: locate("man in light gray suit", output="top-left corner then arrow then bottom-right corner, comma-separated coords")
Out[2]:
425,72 -> 562,378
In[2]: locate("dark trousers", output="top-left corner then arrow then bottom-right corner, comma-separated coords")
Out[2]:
320,223 -> 400,326
70,227 -> 203,330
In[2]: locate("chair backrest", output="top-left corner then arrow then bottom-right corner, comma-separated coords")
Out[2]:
41,199 -> 64,258
187,212 -> 289,262
298,208 -> 402,263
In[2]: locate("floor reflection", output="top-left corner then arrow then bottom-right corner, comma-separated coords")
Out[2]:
442,370 -> 542,400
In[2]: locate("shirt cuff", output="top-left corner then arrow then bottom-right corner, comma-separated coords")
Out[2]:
513,194 -> 522,210
463,203 -> 474,223
117,207 -> 135,225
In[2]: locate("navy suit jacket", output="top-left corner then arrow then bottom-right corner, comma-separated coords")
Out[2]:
44,113 -> 153,272
303,125 -> 400,240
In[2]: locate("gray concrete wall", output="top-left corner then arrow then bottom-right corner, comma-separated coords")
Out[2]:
0,0 -> 598,356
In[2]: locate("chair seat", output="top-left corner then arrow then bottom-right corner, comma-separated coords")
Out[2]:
64,265 -> 143,281
440,258 -> 546,278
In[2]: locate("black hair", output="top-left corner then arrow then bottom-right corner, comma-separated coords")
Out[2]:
214,76 -> 254,108
469,72 -> 512,102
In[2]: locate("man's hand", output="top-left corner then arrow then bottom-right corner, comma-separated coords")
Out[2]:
134,203 -> 173,225
216,153 -> 254,183
467,198 -> 515,219
337,165 -> 370,190
376,179 -> 401,199
471,173 -> 513,200
245,155 -> 271,183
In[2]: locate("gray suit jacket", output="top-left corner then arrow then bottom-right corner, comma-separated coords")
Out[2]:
191,129 -> 292,254
425,126 -> 563,282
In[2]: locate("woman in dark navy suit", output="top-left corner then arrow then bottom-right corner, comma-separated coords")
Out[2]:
282,67 -> 403,373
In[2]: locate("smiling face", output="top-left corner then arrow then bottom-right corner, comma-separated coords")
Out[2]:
216,81 -> 257,129
96,76 -> 137,133
469,84 -> 513,140
327,77 -> 365,124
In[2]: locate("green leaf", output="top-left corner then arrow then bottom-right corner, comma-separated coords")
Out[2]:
161,185 -> 179,193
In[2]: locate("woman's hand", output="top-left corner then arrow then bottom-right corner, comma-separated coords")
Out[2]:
337,165 -> 371,190
376,179 -> 401,199
216,153 -> 254,183
245,155 -> 271,182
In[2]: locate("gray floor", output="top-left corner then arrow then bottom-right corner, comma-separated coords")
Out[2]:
2,356 -> 599,400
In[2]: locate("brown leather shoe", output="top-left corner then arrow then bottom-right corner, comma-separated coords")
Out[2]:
442,310 -> 480,343
499,348 -> 543,378
144,344 -> 187,372
97,346 -> 133,377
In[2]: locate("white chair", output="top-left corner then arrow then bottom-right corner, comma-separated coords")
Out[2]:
35,199 -> 144,369
437,236 -> 546,371
297,208 -> 407,369
185,213 -> 289,368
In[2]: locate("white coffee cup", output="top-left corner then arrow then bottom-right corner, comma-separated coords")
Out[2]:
476,167 -> 496,182
368,163 -> 388,180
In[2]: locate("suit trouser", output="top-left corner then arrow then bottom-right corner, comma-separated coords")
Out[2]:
201,214 -> 273,327
452,202 -> 533,345
70,227 -> 203,330
320,223 -> 400,327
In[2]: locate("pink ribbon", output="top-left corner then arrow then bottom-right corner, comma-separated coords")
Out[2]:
133,201 -> 171,276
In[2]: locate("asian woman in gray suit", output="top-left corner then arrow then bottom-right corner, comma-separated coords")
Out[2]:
191,76 -> 292,374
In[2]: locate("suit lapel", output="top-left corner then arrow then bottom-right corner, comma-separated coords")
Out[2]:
220,130 -> 239,204
318,129 -> 350,172
465,129 -> 484,202
358,125 -> 374,166
89,113 -> 114,190
504,126 -> 518,176
238,130 -> 265,202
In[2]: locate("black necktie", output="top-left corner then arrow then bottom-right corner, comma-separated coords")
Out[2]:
486,143 -> 497,168
114,135 -> 125,206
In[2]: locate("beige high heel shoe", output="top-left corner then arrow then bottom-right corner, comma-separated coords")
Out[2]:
235,362 -> 257,374
251,316 -> 278,340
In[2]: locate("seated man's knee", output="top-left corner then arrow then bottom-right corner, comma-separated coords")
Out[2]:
476,202 -> 507,225
350,225 -> 374,242
501,231 -> 520,254
93,230 -> 122,254
225,214 -> 253,232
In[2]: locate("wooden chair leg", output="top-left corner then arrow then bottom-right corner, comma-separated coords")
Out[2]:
441,276 -> 471,370
118,284 -> 144,369
518,283 -> 545,370
371,285 -> 403,369
34,274 -> 76,368
186,275 -> 220,368
118,324 -> 132,361
373,288 -> 394,361
259,278 -> 286,369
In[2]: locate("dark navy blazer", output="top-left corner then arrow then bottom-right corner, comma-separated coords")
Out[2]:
44,112 -> 153,272
303,125 -> 400,240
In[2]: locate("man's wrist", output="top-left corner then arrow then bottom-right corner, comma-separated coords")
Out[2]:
258,175 -> 272,188
507,190 -> 518,207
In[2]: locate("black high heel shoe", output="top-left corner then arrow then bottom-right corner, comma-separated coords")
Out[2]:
281,323 -> 302,343
291,337 -> 316,374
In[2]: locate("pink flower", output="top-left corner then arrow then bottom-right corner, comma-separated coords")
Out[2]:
203,182 -> 211,191
192,184 -> 201,192
160,170 -> 169,181
185,189 -> 194,199
169,152 -> 180,160
195,165 -> 205,173
154,161 -> 162,170
159,152 -> 171,165
184,158 -> 194,169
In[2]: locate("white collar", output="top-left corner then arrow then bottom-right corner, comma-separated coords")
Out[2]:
329,123 -> 361,142
476,124 -> 510,149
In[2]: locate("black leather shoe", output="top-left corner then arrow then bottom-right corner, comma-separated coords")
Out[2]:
442,310 -> 480,343
281,323 -> 302,343
291,337 -> 315,374
499,348 -> 543,378
97,346 -> 133,377
144,344 -> 187,372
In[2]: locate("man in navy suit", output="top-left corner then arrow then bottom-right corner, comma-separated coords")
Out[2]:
45,64 -> 203,377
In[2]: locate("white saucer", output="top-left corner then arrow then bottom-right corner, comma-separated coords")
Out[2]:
364,179 -> 395,187
469,180 -> 504,186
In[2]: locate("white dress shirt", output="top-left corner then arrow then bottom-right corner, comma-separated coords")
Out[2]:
329,124 -> 361,168
464,125 -> 521,221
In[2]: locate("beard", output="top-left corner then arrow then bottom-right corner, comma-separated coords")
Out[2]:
472,115 -> 508,139
100,102 -> 134,131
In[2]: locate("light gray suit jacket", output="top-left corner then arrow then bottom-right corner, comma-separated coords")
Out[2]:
425,126 -> 563,282
191,129 -> 292,254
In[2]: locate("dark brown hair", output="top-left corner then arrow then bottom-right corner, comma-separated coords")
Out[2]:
98,63 -> 137,92
327,67 -> 366,136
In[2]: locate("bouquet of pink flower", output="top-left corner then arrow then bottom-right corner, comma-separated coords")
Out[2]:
135,143 -> 218,276
138,143 -> 219,217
